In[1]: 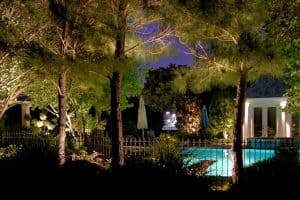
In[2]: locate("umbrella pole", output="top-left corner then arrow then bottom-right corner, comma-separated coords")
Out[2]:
142,129 -> 145,139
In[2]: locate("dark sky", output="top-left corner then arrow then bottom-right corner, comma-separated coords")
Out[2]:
137,23 -> 194,68
152,36 -> 194,68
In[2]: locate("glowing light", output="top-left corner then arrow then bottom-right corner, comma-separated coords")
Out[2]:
162,111 -> 177,130
36,121 -> 43,128
280,101 -> 287,108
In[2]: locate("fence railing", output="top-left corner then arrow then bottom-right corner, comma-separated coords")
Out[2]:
1,132 -> 299,179
0,131 -> 53,149
123,137 -> 154,157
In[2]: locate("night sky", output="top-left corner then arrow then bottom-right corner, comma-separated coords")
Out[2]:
137,23 -> 194,68
152,36 -> 194,68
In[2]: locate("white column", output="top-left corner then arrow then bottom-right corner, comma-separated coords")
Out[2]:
276,107 -> 282,137
281,111 -> 286,137
280,100 -> 288,137
262,107 -> 268,137
286,113 -> 292,137
21,102 -> 30,128
249,106 -> 254,138
243,102 -> 250,140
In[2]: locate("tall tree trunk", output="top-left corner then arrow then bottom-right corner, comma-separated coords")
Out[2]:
232,69 -> 247,184
57,6 -> 69,166
111,72 -> 124,170
58,69 -> 67,166
111,0 -> 127,170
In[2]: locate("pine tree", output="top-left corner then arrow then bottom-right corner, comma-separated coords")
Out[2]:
96,0 -> 172,170
170,0 -> 284,184
2,0 -> 109,166
0,1 -> 39,120
264,0 -> 300,113
2,0 -> 168,168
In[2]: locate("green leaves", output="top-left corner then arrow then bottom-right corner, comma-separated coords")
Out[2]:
143,65 -> 180,112
284,39 -> 300,113
209,89 -> 235,138
0,56 -> 36,119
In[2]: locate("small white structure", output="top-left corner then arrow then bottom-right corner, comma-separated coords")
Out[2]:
243,97 -> 292,140
243,76 -> 299,140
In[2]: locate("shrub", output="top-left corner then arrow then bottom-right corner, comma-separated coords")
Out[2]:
125,120 -> 139,137
16,135 -> 57,165
152,134 -> 184,172
0,145 -> 22,159
209,90 -> 234,140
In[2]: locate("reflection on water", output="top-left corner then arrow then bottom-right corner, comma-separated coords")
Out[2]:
182,148 -> 275,177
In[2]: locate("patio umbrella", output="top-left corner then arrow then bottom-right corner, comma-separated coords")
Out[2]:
201,105 -> 210,129
137,95 -> 148,139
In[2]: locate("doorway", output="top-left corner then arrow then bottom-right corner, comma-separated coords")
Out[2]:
253,107 -> 277,137
267,107 -> 276,137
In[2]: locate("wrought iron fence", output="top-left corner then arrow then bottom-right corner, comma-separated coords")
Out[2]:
1,131 -> 299,186
0,131 -> 53,149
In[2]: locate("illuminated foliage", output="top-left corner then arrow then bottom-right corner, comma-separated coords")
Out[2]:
168,0 -> 285,184
0,57 -> 36,119
209,89 -> 235,139
284,40 -> 300,113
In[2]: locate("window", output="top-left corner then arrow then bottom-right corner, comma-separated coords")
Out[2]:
254,107 -> 262,137
267,107 -> 276,137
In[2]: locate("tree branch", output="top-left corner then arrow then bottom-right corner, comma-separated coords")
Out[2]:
127,15 -> 162,31
89,70 -> 111,80
0,52 -> 10,64
49,78 -> 62,96
36,35 -> 60,55
45,106 -> 59,117
6,67 -> 33,87
125,25 -> 172,53
176,36 -> 238,72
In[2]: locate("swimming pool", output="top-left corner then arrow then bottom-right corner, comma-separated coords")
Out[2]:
182,148 -> 275,177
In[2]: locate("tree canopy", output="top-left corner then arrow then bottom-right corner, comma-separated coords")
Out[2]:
165,0 -> 287,184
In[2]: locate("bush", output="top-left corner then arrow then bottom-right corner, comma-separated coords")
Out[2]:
152,134 -> 184,172
209,90 -> 234,140
125,120 -> 139,137
0,134 -> 57,170
0,145 -> 22,159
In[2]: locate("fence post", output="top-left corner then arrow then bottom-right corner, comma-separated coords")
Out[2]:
125,137 -> 128,155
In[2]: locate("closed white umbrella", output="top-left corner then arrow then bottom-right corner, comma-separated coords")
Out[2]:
137,95 -> 148,139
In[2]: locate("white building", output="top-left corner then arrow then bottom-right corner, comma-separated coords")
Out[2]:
243,76 -> 300,140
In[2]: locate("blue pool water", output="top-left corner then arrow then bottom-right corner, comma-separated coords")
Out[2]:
182,148 -> 275,177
